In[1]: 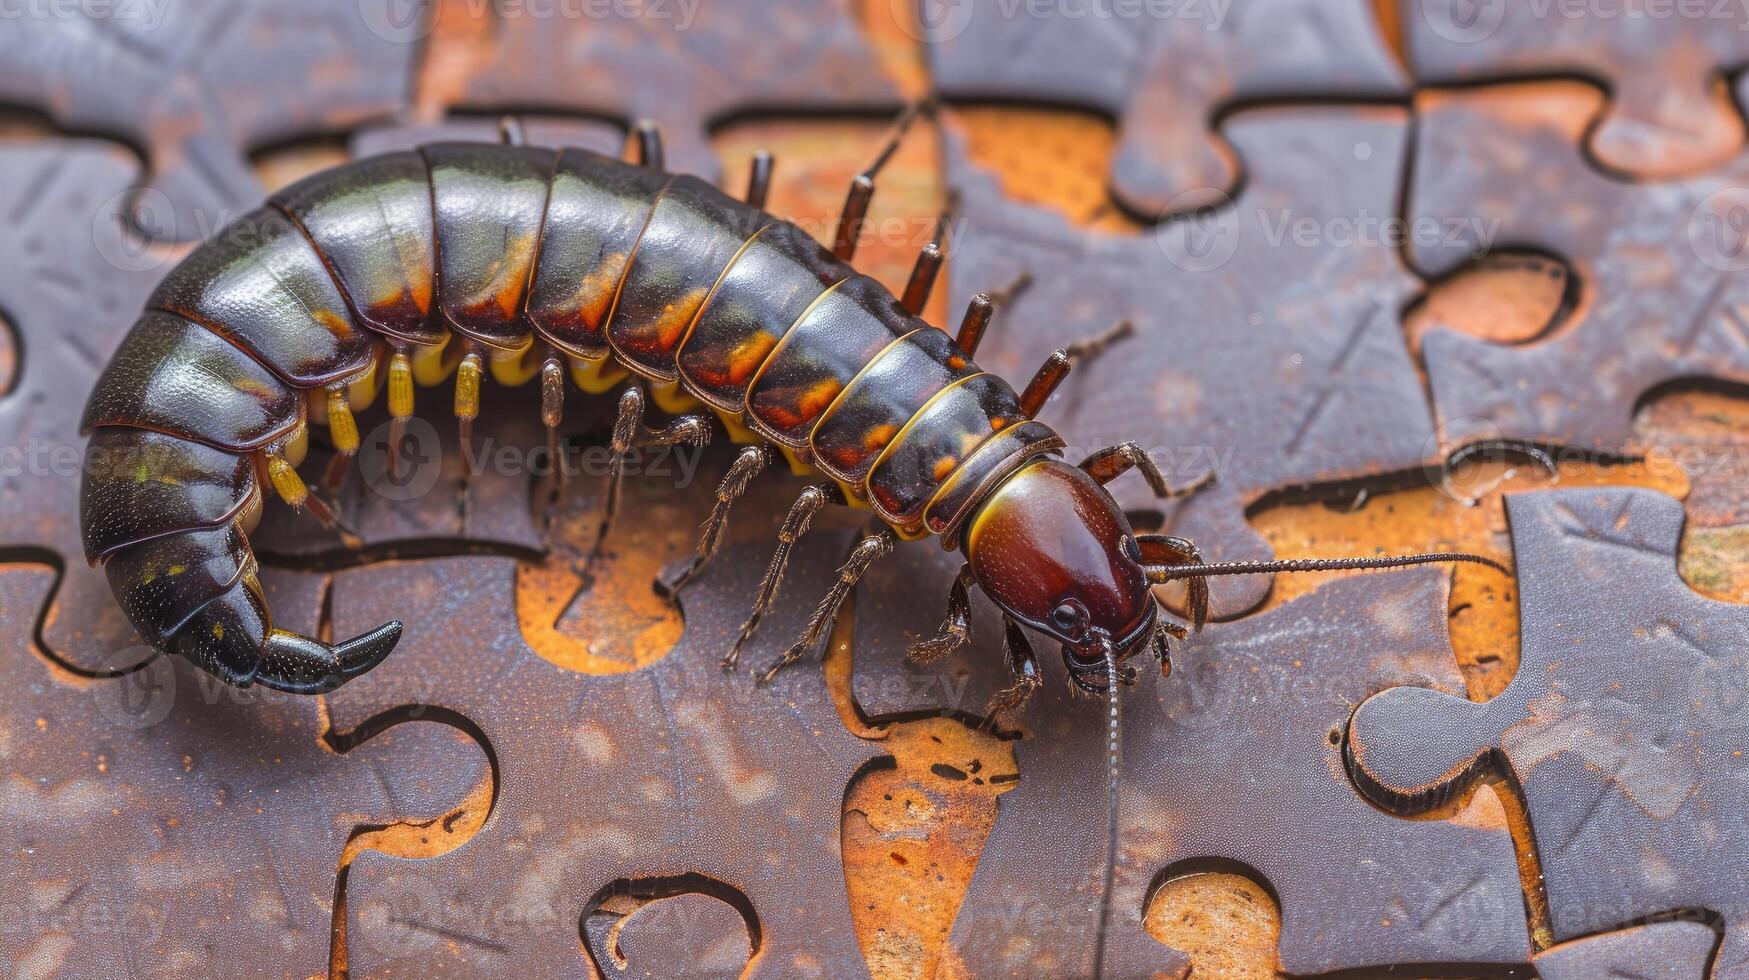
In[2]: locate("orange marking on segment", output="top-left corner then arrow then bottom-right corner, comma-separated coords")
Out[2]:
312,309 -> 352,338
726,333 -> 778,383
864,423 -> 898,450
796,379 -> 844,420
570,251 -> 629,328
654,288 -> 709,350
932,455 -> 958,480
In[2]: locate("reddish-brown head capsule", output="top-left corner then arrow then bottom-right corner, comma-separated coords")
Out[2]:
961,459 -> 1156,673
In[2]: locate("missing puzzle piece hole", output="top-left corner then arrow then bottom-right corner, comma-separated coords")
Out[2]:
581,875 -> 758,979
1632,381 -> 1749,604
948,105 -> 1146,233
1143,859 -> 1282,979
1404,250 -> 1577,358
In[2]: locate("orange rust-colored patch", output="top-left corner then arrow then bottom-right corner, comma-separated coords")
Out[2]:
516,478 -> 693,675
1143,872 -> 1282,978
842,716 -> 1016,979
1404,251 -> 1569,357
954,107 -> 1146,234
1250,457 -> 1689,702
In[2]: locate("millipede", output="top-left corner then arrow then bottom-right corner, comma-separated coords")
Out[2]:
77,107 -> 1499,717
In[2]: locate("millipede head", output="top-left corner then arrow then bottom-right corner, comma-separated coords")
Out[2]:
961,459 -> 1157,674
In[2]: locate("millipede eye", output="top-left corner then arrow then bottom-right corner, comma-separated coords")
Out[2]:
1051,599 -> 1089,634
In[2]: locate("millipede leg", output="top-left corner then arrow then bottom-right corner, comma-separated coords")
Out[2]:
385,347 -> 413,480
540,345 -> 567,528
498,115 -> 526,146
455,342 -> 484,478
982,617 -> 1042,728
265,446 -> 361,548
320,386 -> 360,497
756,529 -> 895,685
669,444 -> 775,596
1136,533 -> 1209,631
906,563 -> 974,664
594,386 -> 712,554
1018,349 -> 1072,419
745,151 -> 773,210
1079,442 -> 1203,498
1064,319 -> 1134,363
632,120 -> 664,170
723,484 -> 834,671
954,294 -> 993,357
832,99 -> 930,262
900,241 -> 943,316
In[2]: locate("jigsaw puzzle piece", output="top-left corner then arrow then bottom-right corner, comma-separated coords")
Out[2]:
945,569 -> 1530,975
0,0 -> 420,242
1349,488 -> 1749,968
331,448 -> 884,976
455,0 -> 900,183
0,562 -> 490,978
0,142 -> 168,674
1407,82 -> 1749,453
941,104 -> 1432,618
926,0 -> 1405,215
1406,0 -> 1749,178
1533,920 -> 1717,980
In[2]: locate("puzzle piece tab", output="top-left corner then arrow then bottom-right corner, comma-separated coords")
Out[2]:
1405,0 -> 1749,177
945,569 -> 1530,975
1408,82 -> 1749,454
1349,488 -> 1749,971
456,0 -> 901,183
925,0 -> 1405,215
0,0 -> 420,241
941,105 -> 1433,618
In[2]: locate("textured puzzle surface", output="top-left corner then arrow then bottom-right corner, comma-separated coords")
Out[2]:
1,1 -> 1747,977
0,0 -> 420,241
1350,488 -> 1749,973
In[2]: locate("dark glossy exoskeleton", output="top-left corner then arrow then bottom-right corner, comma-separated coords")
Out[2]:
80,116 -> 1497,705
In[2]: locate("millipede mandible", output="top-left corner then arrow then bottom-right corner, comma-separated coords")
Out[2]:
78,110 -> 1498,711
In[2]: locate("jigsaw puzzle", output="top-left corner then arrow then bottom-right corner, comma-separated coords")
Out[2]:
2,0 -> 1747,975
1349,488 -> 1749,974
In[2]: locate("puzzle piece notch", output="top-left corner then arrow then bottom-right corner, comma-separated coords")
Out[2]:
0,0 -> 423,241
926,0 -> 1406,216
943,568 -> 1531,975
1407,81 -> 1749,453
0,563 -> 491,978
1406,0 -> 1749,178
457,0 -> 901,183
1348,488 -> 1749,969
583,889 -> 755,979
938,102 -> 1433,621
